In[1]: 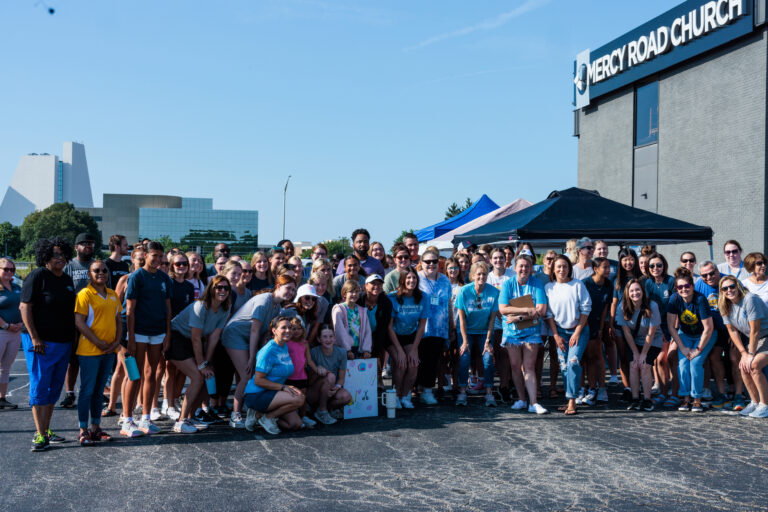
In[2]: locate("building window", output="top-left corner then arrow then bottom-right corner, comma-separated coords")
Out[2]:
635,81 -> 658,147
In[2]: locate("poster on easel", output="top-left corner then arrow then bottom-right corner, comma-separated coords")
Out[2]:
343,358 -> 378,419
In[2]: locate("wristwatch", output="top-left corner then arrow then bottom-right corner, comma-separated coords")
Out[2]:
197,360 -> 208,370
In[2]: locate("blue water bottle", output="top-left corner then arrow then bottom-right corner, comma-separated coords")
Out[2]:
205,375 -> 216,395
124,356 -> 140,381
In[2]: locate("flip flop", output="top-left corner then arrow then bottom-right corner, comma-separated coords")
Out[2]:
564,408 -> 578,416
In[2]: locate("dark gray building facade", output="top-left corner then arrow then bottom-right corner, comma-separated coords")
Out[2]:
575,0 -> 768,261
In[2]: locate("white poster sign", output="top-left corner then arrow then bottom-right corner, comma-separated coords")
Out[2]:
343,358 -> 378,419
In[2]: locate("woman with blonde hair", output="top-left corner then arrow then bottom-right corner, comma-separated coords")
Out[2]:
0,258 -> 22,409
248,251 -> 273,292
311,258 -> 335,303
185,251 -> 207,299
718,276 -> 768,418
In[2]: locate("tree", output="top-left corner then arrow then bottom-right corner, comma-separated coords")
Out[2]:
324,238 -> 351,257
393,229 -> 416,247
0,222 -> 22,258
444,197 -> 473,220
20,202 -> 101,259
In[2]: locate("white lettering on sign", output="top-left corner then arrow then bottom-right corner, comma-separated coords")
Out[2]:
584,0 -> 744,87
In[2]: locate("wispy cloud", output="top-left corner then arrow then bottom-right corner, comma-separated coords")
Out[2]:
404,0 -> 550,51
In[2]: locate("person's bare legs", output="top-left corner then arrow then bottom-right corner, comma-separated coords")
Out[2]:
226,347 -> 250,413
140,344 -> 163,420
505,345 -> 526,402
173,358 -> 203,420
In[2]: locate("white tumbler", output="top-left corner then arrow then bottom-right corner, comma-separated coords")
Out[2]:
381,389 -> 397,419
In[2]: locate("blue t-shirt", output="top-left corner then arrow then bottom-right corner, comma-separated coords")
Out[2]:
694,279 -> 725,330
244,340 -> 294,396
498,275 -> 547,340
0,283 -> 22,325
666,292 -> 711,336
126,268 -> 172,336
419,273 -> 453,339
388,292 -> 429,336
644,276 -> 676,326
454,283 -> 499,335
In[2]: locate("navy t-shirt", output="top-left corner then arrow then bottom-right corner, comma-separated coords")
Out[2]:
694,280 -> 725,330
583,277 -> 613,336
169,279 -> 195,318
644,276 -> 676,327
666,292 -> 711,336
126,268 -> 172,335
20,267 -> 76,343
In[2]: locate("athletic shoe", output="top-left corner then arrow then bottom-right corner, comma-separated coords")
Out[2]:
314,410 -> 337,425
120,420 -> 144,438
31,432 -> 48,452
46,429 -> 65,443
691,403 -> 704,413
193,410 -> 215,425
597,388 -> 609,403
733,396 -> 747,411
395,397 -> 402,409
710,394 -> 727,409
455,393 -> 467,406
173,419 -> 197,433
0,397 -> 18,409
627,399 -> 641,411
382,365 -> 391,379
229,411 -> 245,429
650,383 -> 661,396
161,400 -> 169,416
641,399 -> 654,411
510,399 -> 527,410
245,408 -> 258,431
701,388 -> 713,401
59,393 -> 76,409
663,396 -> 682,408
582,389 -> 596,406
739,402 -> 757,416
138,418 -> 161,435
187,417 -> 209,430
420,388 -> 438,405
608,375 -> 620,385
485,395 -> 497,407
678,401 -> 691,412
166,406 -> 181,421
620,388 -> 632,403
258,415 -> 281,435
748,403 -> 768,418
329,409 -> 344,420
302,416 -> 317,428
150,408 -> 162,422
574,387 -> 585,405
529,403 -> 549,415
401,396 -> 415,409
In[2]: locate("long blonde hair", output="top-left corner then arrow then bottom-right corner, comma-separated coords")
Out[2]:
717,276 -> 747,318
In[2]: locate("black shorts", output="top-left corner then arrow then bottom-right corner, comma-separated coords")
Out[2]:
627,345 -> 662,365
285,378 -> 308,389
371,333 -> 391,358
713,326 -> 729,350
165,330 -> 195,362
396,332 -> 417,347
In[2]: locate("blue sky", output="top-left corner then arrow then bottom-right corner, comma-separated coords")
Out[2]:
0,0 -> 675,248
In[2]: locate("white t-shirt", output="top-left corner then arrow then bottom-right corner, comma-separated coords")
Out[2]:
743,279 -> 768,307
544,279 -> 592,330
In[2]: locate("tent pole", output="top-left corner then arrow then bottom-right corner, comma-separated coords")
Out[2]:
708,240 -> 713,260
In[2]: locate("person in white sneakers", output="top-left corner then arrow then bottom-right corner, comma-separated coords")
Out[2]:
166,276 -> 231,433
308,324 -> 353,424
718,277 -> 768,418
243,316 -> 305,434
499,254 -> 549,415
454,262 -> 498,407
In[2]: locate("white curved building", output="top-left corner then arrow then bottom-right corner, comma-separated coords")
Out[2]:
0,142 -> 93,225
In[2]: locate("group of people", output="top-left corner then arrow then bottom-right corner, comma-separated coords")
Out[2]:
3,228 -> 767,452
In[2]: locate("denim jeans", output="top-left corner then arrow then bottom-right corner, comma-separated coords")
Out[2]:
676,330 -> 717,399
77,353 -> 116,428
458,333 -> 495,389
555,326 -> 589,399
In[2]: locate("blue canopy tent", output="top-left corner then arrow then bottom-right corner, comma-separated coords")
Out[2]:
415,194 -> 500,242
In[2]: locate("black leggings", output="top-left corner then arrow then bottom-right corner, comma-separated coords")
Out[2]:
212,343 -> 235,401
417,336 -> 446,388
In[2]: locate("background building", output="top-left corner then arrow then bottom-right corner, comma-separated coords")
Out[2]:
84,194 -> 259,253
574,0 -> 767,260
0,142 -> 93,225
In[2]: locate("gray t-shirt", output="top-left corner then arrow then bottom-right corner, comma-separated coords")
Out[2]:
171,301 -> 229,339
64,258 -> 92,293
723,292 -> 768,339
222,293 -> 296,346
310,345 -> 347,375
230,288 -> 251,315
332,274 -> 365,300
572,264 -> 594,281
383,270 -> 401,294
616,301 -> 664,348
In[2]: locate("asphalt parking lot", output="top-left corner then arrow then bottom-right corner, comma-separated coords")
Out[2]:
1,350 -> 766,512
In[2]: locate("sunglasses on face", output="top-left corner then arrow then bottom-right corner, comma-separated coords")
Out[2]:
215,285 -> 231,292
649,263 -> 664,269
581,246 -> 594,251
241,269 -> 253,274
755,261 -> 766,267
174,261 -> 189,268
700,271 -> 717,279
447,267 -> 459,272
681,258 -> 695,264
676,283 -> 692,290
423,259 -> 438,265
92,268 -> 108,274
0,267 -> 15,273
725,250 -> 740,255
721,283 -> 738,292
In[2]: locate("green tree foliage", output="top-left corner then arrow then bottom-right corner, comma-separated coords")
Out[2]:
178,229 -> 258,259
444,197 -> 473,220
324,238 -> 351,257
393,229 -> 416,248
20,203 -> 101,259
0,222 -> 23,258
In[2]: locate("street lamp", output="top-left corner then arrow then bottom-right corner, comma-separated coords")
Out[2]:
282,174 -> 292,240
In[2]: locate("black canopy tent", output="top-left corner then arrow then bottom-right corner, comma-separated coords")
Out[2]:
452,188 -> 713,251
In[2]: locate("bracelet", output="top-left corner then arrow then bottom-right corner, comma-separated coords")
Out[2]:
197,360 -> 208,370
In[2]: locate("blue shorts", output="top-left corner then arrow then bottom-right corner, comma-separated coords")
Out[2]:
501,333 -> 543,347
244,390 -> 278,413
22,336 -> 71,406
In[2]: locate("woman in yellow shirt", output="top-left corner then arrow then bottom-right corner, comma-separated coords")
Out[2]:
74,260 -> 122,446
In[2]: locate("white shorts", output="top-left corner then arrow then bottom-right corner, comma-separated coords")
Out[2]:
134,333 -> 165,345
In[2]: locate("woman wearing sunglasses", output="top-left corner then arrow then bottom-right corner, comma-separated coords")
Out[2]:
644,253 -> 679,407
666,269 -> 715,412
383,243 -> 411,294
718,276 -> 768,417
718,240 -> 750,283
743,252 -> 768,307
166,276 -> 231,433
73,260 -> 122,445
0,258 -> 22,410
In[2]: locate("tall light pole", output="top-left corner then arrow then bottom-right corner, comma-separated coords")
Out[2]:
282,174 -> 292,240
